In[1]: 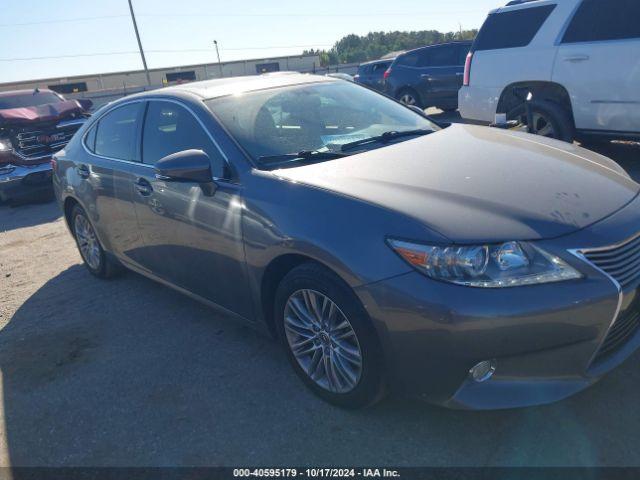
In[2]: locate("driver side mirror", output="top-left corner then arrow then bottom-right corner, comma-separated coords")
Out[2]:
154,149 -> 217,195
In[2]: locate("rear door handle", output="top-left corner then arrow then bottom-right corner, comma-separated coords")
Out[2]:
77,164 -> 90,179
564,54 -> 590,62
134,177 -> 153,196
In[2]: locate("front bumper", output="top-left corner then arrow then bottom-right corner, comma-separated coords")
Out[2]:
0,162 -> 53,202
356,194 -> 640,410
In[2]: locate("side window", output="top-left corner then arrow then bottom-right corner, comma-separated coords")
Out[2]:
397,51 -> 420,67
562,0 -> 640,43
94,103 -> 142,160
84,123 -> 97,152
422,46 -> 457,67
473,5 -> 556,51
142,101 -> 226,178
372,62 -> 389,73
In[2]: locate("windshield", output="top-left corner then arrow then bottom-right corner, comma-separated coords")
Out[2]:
206,81 -> 438,168
0,91 -> 63,110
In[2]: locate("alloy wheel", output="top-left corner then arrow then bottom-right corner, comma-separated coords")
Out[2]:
74,214 -> 101,270
529,112 -> 557,138
399,93 -> 417,106
284,289 -> 363,394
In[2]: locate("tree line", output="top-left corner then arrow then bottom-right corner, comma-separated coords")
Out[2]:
304,29 -> 478,66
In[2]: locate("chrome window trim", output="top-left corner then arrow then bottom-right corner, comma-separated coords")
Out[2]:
81,99 -> 149,166
81,96 -> 235,179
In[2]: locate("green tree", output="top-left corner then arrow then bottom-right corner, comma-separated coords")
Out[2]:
306,29 -> 478,66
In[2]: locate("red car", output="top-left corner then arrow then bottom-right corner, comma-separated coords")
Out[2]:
0,89 -> 91,203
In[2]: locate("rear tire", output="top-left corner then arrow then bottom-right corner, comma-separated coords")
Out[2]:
397,89 -> 423,109
509,100 -> 575,143
71,205 -> 121,279
274,262 -> 385,408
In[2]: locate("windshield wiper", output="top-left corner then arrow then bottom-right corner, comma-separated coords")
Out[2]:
257,150 -> 348,168
340,129 -> 433,152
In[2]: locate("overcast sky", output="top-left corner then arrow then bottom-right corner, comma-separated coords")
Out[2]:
0,0 -> 501,84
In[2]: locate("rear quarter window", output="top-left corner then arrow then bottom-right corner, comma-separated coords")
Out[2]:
562,0 -> 640,43
473,4 -> 556,51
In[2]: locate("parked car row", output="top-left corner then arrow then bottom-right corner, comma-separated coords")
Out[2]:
0,89 -> 91,203
355,0 -> 640,145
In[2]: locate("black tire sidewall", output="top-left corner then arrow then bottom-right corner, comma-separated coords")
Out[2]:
274,263 -> 384,408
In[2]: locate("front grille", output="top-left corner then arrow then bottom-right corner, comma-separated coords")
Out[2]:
593,302 -> 640,363
583,233 -> 640,289
583,233 -> 640,364
12,122 -> 81,163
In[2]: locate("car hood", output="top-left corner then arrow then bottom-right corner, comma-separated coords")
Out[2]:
0,100 -> 86,127
273,124 -> 639,243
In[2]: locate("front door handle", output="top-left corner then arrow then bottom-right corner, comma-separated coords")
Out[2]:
134,178 -> 153,196
564,54 -> 590,62
77,164 -> 90,179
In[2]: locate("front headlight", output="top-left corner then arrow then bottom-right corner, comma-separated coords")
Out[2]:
388,239 -> 582,288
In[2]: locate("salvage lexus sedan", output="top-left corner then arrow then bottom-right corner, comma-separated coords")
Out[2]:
54,73 -> 640,409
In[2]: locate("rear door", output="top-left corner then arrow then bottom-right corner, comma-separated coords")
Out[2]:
552,0 -> 640,133
416,45 -> 462,108
81,101 -> 150,265
131,99 -> 252,318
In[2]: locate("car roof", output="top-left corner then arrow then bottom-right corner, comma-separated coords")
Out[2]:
156,72 -> 336,100
360,59 -> 394,66
491,0 -> 565,14
400,41 -> 473,56
0,88 -> 58,98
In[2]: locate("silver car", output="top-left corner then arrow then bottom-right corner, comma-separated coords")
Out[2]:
53,73 -> 640,409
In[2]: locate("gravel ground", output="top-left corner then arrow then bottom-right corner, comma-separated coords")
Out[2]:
1,130 -> 640,467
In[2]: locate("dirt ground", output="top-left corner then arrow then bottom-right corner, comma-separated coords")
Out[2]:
0,135 -> 639,467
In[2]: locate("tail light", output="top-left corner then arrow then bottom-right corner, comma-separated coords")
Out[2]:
463,52 -> 473,86
383,68 -> 391,80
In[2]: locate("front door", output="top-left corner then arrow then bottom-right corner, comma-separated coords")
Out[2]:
552,0 -> 640,133
132,100 -> 252,319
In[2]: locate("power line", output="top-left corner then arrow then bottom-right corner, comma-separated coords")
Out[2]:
0,10 -> 487,27
138,11 -> 486,17
0,45 -> 334,62
0,14 -> 129,28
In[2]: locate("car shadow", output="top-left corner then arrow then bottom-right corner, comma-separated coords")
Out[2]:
2,263 -> 640,466
0,199 -> 61,233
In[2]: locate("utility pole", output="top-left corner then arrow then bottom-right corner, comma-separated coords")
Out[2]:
213,40 -> 223,78
128,0 -> 151,86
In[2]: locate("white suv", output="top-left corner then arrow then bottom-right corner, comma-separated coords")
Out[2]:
459,0 -> 640,143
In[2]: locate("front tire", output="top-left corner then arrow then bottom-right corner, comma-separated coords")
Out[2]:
274,263 -> 385,408
71,205 -> 121,279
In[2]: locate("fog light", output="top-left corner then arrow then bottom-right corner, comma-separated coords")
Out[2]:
469,360 -> 496,383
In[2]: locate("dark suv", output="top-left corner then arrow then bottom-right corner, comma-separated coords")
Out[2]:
384,41 -> 472,111
354,59 -> 394,92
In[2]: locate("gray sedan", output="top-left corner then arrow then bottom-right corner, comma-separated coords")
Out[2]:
53,73 -> 640,409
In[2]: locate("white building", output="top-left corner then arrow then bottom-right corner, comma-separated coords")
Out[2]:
0,54 -> 321,108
